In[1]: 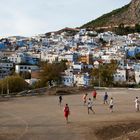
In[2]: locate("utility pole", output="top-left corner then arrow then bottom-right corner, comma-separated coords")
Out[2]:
99,68 -> 101,87
1,82 -> 3,96
1,69 -> 4,97
98,63 -> 101,87
7,78 -> 9,95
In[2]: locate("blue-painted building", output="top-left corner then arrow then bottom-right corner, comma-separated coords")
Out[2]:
126,46 -> 140,57
25,56 -> 39,65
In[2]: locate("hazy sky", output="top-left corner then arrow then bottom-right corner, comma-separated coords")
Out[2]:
0,0 -> 131,37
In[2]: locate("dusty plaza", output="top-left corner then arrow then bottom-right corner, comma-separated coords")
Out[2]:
0,88 -> 140,140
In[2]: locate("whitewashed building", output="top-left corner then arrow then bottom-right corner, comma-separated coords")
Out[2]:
8,53 -> 26,64
113,69 -> 126,82
58,53 -> 78,63
74,73 -> 90,87
61,68 -> 74,87
41,52 -> 58,63
135,71 -> 140,84
72,63 -> 84,70
15,64 -> 39,73
0,62 -> 14,79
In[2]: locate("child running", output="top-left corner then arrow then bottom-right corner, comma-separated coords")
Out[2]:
83,93 -> 88,105
92,90 -> 97,100
87,98 -> 95,114
109,97 -> 114,113
63,104 -> 70,123
135,97 -> 140,112
103,92 -> 108,104
59,95 -> 63,106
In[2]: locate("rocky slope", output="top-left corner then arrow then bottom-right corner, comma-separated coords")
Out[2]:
82,0 -> 140,28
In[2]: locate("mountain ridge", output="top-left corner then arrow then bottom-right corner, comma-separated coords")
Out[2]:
82,0 -> 140,29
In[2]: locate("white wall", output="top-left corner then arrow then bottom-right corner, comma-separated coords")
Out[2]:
135,71 -> 140,84
15,65 -> 39,73
114,69 -> 126,82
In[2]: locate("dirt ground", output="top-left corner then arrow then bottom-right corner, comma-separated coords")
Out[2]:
0,88 -> 140,140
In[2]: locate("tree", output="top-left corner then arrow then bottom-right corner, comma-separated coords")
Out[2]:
90,67 -> 100,86
91,60 -> 117,87
31,80 -> 44,89
135,53 -> 140,59
0,75 -> 29,95
115,23 -> 135,35
39,61 -> 67,87
20,71 -> 31,79
115,23 -> 125,35
135,24 -> 140,33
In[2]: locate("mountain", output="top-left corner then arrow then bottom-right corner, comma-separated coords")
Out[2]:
82,0 -> 140,29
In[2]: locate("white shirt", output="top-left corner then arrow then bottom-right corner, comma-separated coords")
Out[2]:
87,100 -> 93,107
110,99 -> 114,106
135,99 -> 140,106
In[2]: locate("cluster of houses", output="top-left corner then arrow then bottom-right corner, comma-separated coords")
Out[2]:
1,28 -> 140,87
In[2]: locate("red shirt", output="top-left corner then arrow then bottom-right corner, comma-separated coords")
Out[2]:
64,106 -> 69,117
93,91 -> 97,97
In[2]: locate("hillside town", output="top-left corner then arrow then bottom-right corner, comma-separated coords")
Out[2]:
1,28 -> 140,88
